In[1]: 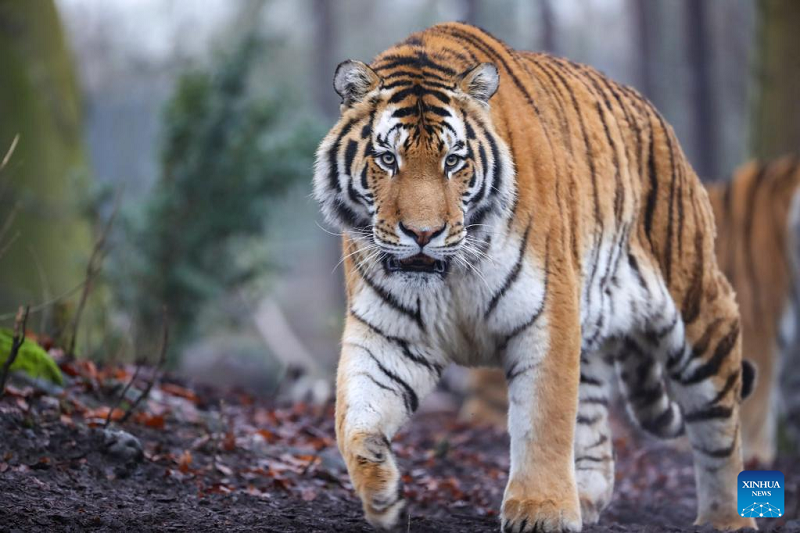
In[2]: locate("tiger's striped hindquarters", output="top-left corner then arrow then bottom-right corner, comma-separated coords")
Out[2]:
315,23 -> 756,531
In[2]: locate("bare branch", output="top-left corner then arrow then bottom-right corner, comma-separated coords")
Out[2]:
104,361 -> 142,428
0,134 -> 19,172
0,279 -> 87,322
0,231 -> 20,260
0,305 -> 30,396
118,307 -> 169,425
65,189 -> 123,359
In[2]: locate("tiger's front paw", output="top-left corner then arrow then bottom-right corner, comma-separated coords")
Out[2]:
501,496 -> 582,533
343,433 -> 405,530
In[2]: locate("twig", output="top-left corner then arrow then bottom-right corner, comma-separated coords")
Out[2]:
0,203 -> 18,244
26,245 -> 52,333
0,306 -> 30,396
0,134 -> 19,172
118,308 -> 169,425
65,190 -> 122,359
0,279 -> 87,322
0,231 -> 19,260
104,361 -> 142,428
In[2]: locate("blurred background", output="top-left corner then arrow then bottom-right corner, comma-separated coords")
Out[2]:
0,0 -> 797,399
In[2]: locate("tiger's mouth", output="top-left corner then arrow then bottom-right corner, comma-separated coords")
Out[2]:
385,254 -> 448,275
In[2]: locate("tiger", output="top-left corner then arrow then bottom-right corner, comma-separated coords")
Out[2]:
708,157 -> 800,464
462,158 -> 800,466
314,23 -> 756,531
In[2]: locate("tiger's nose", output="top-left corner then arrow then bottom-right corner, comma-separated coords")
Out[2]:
399,222 -> 446,247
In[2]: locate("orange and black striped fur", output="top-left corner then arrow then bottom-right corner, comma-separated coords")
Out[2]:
315,23 -> 755,531
708,158 -> 800,464
464,158 -> 800,467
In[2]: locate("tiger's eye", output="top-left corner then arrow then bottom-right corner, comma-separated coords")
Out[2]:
380,153 -> 396,167
445,154 -> 461,168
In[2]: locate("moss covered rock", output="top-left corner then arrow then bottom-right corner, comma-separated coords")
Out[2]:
0,329 -> 63,385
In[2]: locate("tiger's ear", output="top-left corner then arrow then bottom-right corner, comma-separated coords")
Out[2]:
333,60 -> 381,107
458,63 -> 499,103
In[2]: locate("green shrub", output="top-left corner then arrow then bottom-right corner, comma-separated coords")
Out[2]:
115,36 -> 323,357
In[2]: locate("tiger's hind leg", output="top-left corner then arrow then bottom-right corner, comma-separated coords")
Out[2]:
665,276 -> 757,530
574,350 -> 615,524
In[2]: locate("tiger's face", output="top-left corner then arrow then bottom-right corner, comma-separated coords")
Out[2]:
314,58 -> 514,281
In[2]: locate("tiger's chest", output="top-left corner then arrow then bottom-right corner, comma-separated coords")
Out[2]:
350,231 -> 664,366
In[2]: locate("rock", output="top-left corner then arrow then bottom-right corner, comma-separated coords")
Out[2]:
101,428 -> 143,463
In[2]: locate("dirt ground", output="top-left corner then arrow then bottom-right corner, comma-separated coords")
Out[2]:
0,364 -> 798,532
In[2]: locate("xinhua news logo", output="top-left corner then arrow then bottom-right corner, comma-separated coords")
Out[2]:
738,470 -> 784,518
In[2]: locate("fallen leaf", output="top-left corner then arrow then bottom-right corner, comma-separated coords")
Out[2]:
222,432 -> 236,452
215,462 -> 233,476
177,450 -> 193,474
160,383 -> 199,403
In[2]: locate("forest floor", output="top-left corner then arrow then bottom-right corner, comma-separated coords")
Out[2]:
0,360 -> 798,532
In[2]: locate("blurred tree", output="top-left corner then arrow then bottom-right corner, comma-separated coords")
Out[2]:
463,0 -> 479,26
118,36 -> 322,357
0,1 -> 92,325
313,0 -> 337,118
684,0 -> 718,179
539,0 -> 556,54
751,0 -> 800,160
630,0 -> 658,101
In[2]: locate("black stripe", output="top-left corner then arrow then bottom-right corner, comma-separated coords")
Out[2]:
580,373 -> 602,386
468,143 -> 489,206
505,362 -> 539,382
392,106 -> 417,118
355,264 -> 424,330
485,222 -> 532,318
628,384 -> 664,407
350,310 -> 443,376
350,343 -> 419,413
680,230 -> 705,325
499,238 -> 550,349
328,119 -> 357,192
387,84 -> 451,105
373,52 -> 458,76
643,113 -> 658,248
425,104 -> 451,117
584,434 -> 609,450
685,404 -> 734,423
680,320 -> 739,385
640,405 -> 677,435
695,431 -> 738,459
435,26 -> 541,115
464,114 -> 476,139
708,370 -> 740,406
575,455 -> 611,463
344,140 -> 359,178
362,373 -> 400,395
332,198 -> 369,228
670,317 -> 724,373
655,112 -> 678,283
577,414 -> 601,425
580,396 -> 609,406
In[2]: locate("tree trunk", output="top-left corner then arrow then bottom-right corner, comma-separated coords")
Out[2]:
312,0 -> 336,119
685,0 -> 718,179
630,0 -> 657,100
463,0 -> 479,26
751,0 -> 800,160
0,1 -> 92,323
539,0 -> 556,54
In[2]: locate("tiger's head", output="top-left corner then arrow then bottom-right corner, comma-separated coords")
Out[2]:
314,54 -> 515,281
